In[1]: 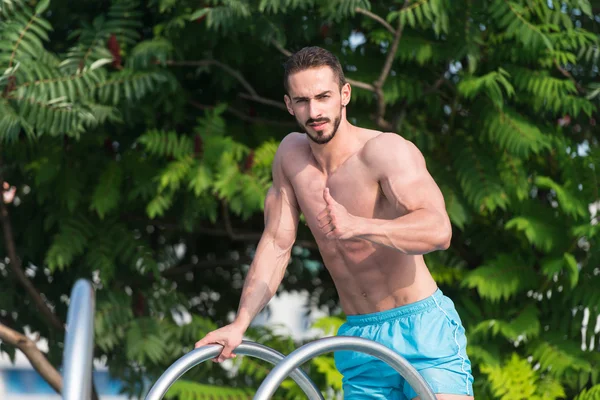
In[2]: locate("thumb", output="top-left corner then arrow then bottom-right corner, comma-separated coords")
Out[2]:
323,188 -> 335,205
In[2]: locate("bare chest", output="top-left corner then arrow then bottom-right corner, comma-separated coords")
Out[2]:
289,158 -> 384,239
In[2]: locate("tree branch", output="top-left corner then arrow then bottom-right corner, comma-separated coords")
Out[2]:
221,201 -> 264,242
346,78 -> 377,92
422,74 -> 447,96
166,60 -> 288,112
554,59 -> 586,94
190,101 -> 295,127
165,60 -> 257,96
0,153 -> 100,400
270,39 -> 292,57
355,7 -> 396,34
238,93 -> 287,111
0,323 -> 63,395
0,166 -> 64,333
374,13 -> 406,130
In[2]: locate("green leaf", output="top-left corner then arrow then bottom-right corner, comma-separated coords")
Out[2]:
45,215 -> 94,271
577,0 -> 592,18
189,7 -> 210,21
126,318 -> 171,365
165,380 -> 254,400
481,353 -> 540,400
483,108 -> 551,157
90,161 -> 123,219
472,304 -> 541,342
35,0 -> 50,15
146,192 -> 173,219
458,68 -> 515,108
532,340 -> 592,378
187,163 -> 213,196
574,384 -> 600,400
312,356 -> 343,391
311,315 -> 345,336
505,205 -> 568,252
462,254 -> 538,302
534,176 -> 587,219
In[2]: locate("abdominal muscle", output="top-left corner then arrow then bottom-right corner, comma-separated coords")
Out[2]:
316,238 -> 439,316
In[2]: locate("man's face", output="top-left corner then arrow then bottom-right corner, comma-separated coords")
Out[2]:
284,67 -> 348,145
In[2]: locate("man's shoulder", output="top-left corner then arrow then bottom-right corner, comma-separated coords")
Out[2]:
359,132 -> 426,180
361,132 -> 414,164
276,132 -> 309,159
279,131 -> 307,149
273,132 -> 309,171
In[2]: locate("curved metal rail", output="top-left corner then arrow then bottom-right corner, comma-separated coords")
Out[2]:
62,279 -> 95,400
253,336 -> 436,400
144,340 -> 324,400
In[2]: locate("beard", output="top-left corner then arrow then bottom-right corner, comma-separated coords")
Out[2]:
298,105 -> 343,145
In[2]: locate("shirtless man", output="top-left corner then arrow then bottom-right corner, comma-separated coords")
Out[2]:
195,46 -> 474,399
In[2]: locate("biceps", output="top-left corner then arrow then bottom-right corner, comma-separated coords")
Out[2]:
382,171 -> 447,215
263,185 -> 299,250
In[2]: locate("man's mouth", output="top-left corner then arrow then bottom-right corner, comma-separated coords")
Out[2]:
309,121 -> 327,131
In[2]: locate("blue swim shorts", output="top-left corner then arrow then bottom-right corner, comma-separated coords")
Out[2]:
333,289 -> 474,399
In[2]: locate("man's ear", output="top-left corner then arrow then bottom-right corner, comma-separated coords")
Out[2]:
283,94 -> 294,115
341,82 -> 351,107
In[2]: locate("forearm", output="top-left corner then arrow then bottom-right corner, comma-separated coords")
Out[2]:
354,208 -> 451,255
233,236 -> 292,331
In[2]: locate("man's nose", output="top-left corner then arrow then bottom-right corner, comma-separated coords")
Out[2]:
308,100 -> 322,120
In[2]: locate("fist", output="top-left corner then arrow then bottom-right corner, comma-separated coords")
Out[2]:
317,188 -> 356,240
195,324 -> 243,363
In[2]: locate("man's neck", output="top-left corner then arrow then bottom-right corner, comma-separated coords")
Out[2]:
309,120 -> 359,175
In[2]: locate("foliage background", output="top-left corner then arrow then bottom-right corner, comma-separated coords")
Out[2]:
1,0 -> 600,399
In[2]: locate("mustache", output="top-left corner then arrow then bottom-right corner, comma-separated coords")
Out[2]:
306,118 -> 330,125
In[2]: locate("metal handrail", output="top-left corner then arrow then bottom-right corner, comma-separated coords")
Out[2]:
144,340 -> 324,400
62,279 -> 95,400
253,336 -> 437,400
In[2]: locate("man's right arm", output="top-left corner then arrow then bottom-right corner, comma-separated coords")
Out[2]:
232,148 -> 300,330
195,141 -> 300,360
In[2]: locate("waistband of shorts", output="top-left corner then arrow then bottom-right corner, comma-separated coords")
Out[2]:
344,288 -> 443,325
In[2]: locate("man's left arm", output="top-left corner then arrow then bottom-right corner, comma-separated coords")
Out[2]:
319,134 -> 452,255
357,134 -> 451,254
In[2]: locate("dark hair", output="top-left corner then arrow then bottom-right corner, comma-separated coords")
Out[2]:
283,46 -> 346,94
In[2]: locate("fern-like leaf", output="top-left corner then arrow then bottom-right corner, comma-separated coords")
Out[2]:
94,292 -> 133,352
462,253 -> 538,302
482,107 -> 551,157
90,161 -> 123,219
534,176 -> 588,219
541,253 -> 579,289
137,129 -> 193,159
458,68 -> 515,109
489,0 -> 555,51
165,380 -> 253,400
94,69 -> 172,105
387,0 -> 449,35
45,214 -> 95,271
126,318 -> 172,365
532,339 -> 592,379
189,0 -> 252,34
505,205 -> 569,252
481,353 -> 566,400
574,384 -> 600,400
471,304 -> 540,342
127,38 -> 174,68
452,138 -> 509,212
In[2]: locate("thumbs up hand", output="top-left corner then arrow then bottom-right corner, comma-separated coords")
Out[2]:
317,188 -> 357,240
